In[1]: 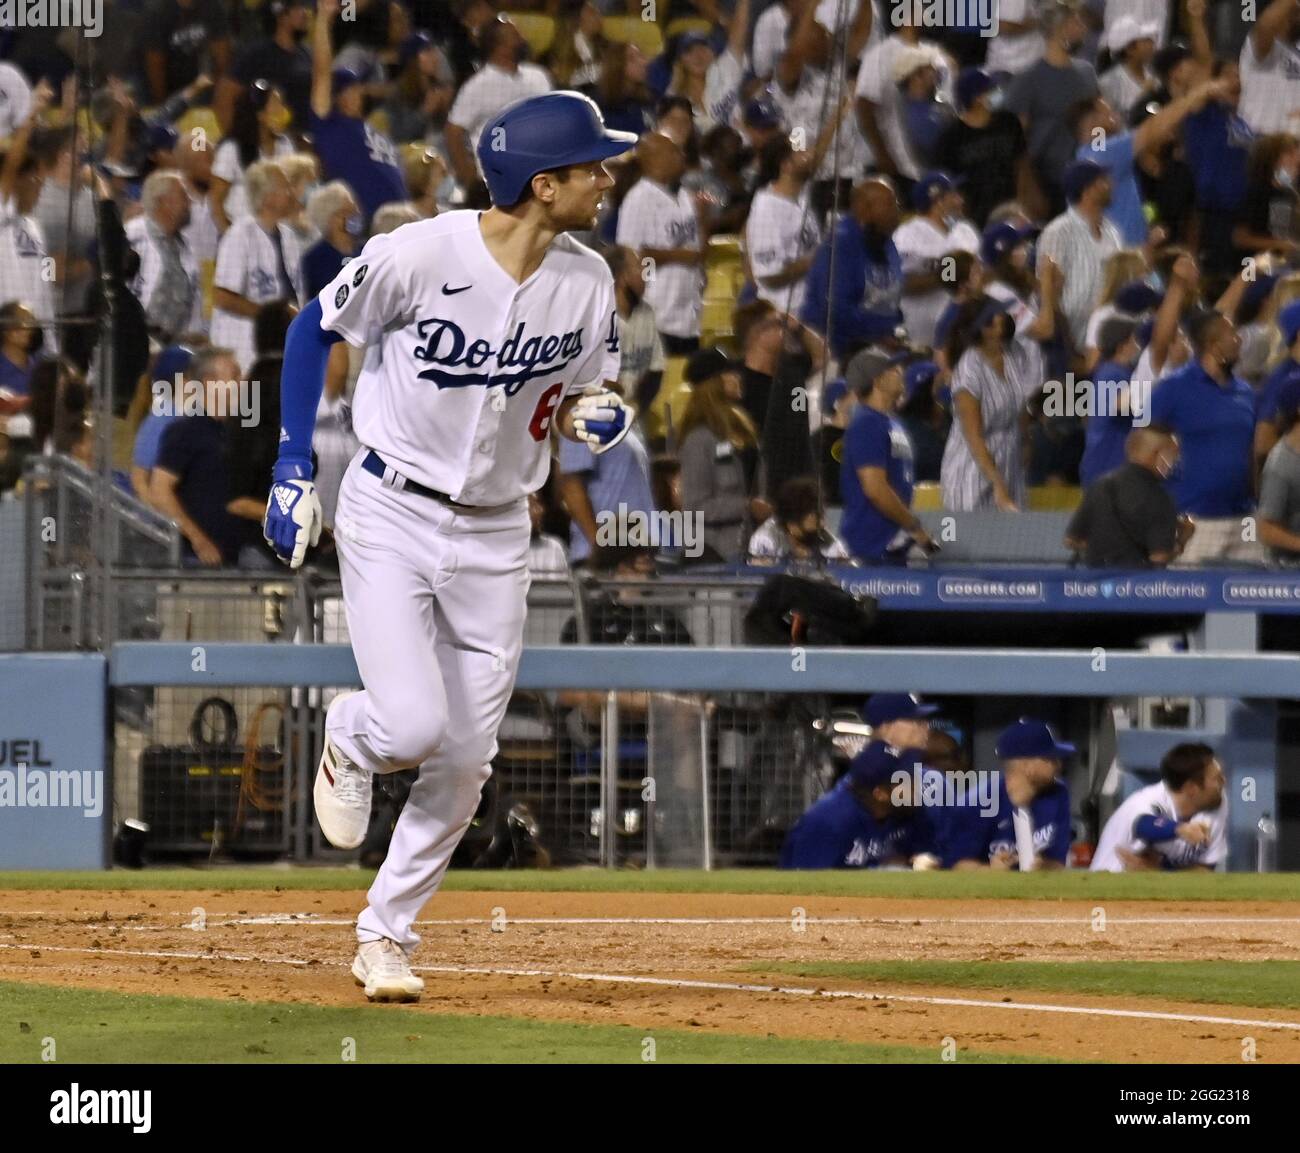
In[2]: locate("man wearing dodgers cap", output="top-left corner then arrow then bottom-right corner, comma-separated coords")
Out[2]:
943,718 -> 1074,870
780,739 -> 939,869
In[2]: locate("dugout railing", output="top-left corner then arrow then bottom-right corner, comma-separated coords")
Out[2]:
104,639 -> 1299,872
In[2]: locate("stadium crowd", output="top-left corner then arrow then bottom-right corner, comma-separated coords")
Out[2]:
1,0 -> 1300,572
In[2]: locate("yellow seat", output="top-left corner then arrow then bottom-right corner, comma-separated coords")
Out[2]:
912,482 -> 942,511
664,17 -> 713,38
707,234 -> 742,266
1028,485 -> 1083,511
505,12 -> 556,58
602,15 -> 664,58
175,107 -> 222,148
647,356 -> 691,446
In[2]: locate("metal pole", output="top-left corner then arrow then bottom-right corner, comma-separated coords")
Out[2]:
600,691 -> 619,868
644,695 -> 656,871
699,703 -> 713,871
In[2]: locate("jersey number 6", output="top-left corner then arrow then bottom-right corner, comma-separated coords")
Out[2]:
528,382 -> 564,441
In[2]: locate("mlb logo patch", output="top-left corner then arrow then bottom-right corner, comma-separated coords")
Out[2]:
336,284 -> 349,308
352,265 -> 368,288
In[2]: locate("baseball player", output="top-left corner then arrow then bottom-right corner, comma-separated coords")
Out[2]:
943,718 -> 1074,871
262,91 -> 637,1002
1091,742 -> 1227,872
781,739 -> 938,869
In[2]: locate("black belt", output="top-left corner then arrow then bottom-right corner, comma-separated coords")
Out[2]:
361,450 -> 471,507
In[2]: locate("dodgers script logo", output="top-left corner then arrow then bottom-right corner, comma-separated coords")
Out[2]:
413,318 -> 585,394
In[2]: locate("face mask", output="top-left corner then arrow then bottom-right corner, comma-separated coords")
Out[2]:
344,213 -> 365,237
266,106 -> 292,135
300,180 -> 319,207
986,89 -> 1005,112
1276,167 -> 1295,190
942,213 -> 958,229
1155,452 -> 1176,479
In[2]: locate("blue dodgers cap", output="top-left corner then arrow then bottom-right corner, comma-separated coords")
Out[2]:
743,97 -> 781,129
846,739 -> 909,790
955,67 -> 996,112
904,359 -> 940,401
995,717 -> 1076,760
153,343 -> 194,382
972,293 -> 1015,333
980,220 -> 1035,265
912,169 -> 961,210
332,66 -> 368,93
865,692 -> 940,726
821,376 -> 848,416
1280,300 -> 1300,348
1063,159 -> 1108,203
399,31 -> 434,69
1114,280 -> 1162,314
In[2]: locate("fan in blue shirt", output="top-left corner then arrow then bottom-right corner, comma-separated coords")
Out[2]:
840,351 -> 934,563
780,740 -> 938,869
801,177 -> 903,360
307,9 -> 407,222
1255,300 -> 1300,463
1079,316 -> 1142,488
1150,310 -> 1256,517
941,718 -> 1074,870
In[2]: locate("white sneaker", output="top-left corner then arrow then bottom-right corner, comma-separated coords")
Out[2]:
315,693 -> 372,850
352,938 -> 425,1002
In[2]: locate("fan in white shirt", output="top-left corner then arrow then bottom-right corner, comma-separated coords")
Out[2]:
0,61 -> 32,140
210,160 -> 305,373
209,81 -> 296,233
0,80 -> 56,351
1091,743 -> 1227,872
1098,16 -> 1159,122
1238,0 -> 1300,135
770,2 -> 873,185
893,172 -> 980,350
663,2 -> 752,137
615,133 -> 703,344
855,33 -> 952,183
445,18 -> 552,197
985,0 -> 1045,77
746,135 -> 822,317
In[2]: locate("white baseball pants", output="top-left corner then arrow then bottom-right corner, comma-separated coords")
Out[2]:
327,451 -> 530,951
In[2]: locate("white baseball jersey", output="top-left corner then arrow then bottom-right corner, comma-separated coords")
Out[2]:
316,209 -> 619,506
1091,780 -> 1228,872
0,195 -> 56,350
893,215 -> 979,349
211,136 -> 295,224
616,178 -> 702,339
770,66 -> 871,182
1239,35 -> 1300,135
448,62 -> 552,154
210,215 -> 304,372
746,185 -> 821,316
125,214 -> 207,337
0,62 -> 31,139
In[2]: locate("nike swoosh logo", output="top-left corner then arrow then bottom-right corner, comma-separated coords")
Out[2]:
442,284 -> 472,295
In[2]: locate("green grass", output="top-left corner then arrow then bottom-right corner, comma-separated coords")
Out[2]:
0,867 -> 1297,901
0,981 -> 1065,1063
751,961 -> 1300,1011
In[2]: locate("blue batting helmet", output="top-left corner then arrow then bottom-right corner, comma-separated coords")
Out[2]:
475,90 -> 638,207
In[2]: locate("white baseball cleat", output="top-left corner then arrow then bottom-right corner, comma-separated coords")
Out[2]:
352,938 -> 425,1002
314,693 -> 373,850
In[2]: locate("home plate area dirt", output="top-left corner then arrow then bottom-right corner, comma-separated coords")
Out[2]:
2,889 -> 1299,1063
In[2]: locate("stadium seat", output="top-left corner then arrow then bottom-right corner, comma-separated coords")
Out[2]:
505,12 -> 556,58
602,15 -> 664,58
1028,485 -> 1083,512
647,356 -> 691,446
664,17 -> 713,38
912,482 -> 942,511
175,107 -> 221,146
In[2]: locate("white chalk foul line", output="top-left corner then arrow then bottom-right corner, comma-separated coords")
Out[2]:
4,939 -> 1300,1034
202,914 -> 1300,928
